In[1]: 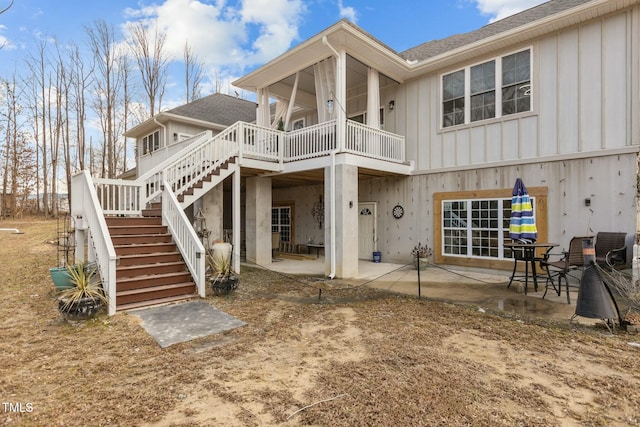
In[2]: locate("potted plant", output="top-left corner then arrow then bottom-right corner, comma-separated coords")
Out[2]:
207,245 -> 238,296
411,242 -> 432,270
57,262 -> 106,320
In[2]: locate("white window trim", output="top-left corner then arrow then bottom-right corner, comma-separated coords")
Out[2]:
441,196 -> 535,261
440,46 -> 533,130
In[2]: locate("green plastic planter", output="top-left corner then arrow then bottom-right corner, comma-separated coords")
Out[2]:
49,267 -> 73,291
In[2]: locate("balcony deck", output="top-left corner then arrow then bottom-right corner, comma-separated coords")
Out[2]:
137,120 -> 412,179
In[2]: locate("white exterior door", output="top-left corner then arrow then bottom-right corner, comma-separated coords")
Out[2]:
358,202 -> 376,259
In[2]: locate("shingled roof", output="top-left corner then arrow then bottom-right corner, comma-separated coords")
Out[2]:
167,93 -> 256,126
400,0 -> 592,62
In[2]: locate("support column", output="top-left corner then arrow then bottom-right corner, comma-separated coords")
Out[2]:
246,176 -> 272,266
324,162 -> 359,278
232,165 -> 241,274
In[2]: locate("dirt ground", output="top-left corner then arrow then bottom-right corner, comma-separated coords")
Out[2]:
1,218 -> 640,426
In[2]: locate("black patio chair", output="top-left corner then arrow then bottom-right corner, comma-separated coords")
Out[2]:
539,236 -> 588,304
595,232 -> 627,269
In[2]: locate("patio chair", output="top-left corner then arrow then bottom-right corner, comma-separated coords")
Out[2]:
540,236 -> 589,304
595,232 -> 627,269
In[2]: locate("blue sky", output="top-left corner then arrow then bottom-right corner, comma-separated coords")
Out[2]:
0,0 -> 546,104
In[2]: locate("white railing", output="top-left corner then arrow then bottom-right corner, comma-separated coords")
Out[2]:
162,182 -> 206,297
71,171 -> 118,315
163,132 -> 238,198
345,120 -> 405,162
93,178 -> 142,216
137,130 -> 213,177
236,122 -> 281,162
285,120 -> 337,161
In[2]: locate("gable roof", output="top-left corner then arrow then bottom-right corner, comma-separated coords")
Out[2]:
166,93 -> 256,126
126,92 -> 256,138
400,0 -> 592,62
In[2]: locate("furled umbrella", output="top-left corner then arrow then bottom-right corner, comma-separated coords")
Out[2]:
509,178 -> 537,243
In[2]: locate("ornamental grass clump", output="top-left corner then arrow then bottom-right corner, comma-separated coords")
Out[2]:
58,262 -> 106,312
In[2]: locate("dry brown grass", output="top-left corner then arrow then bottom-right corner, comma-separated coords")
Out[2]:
1,218 -> 640,426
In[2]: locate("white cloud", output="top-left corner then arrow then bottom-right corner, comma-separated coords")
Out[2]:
474,0 -> 547,22
338,0 -> 357,23
122,0 -> 306,94
0,24 -> 15,50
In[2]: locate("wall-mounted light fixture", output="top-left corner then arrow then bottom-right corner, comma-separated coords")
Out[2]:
388,100 -> 395,110
326,99 -> 334,115
173,132 -> 178,142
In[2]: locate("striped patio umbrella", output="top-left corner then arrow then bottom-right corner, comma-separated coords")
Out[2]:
509,178 -> 537,243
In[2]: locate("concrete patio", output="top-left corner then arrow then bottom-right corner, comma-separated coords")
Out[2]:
260,256 -> 594,325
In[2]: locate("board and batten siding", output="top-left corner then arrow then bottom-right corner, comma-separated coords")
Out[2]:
358,153 -> 636,267
395,6 -> 639,173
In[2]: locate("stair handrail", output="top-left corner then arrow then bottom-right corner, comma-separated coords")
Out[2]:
158,126 -> 240,204
161,180 -> 206,297
140,124 -> 241,208
71,170 -> 118,315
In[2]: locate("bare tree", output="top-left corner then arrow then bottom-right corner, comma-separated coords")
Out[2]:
1,74 -> 36,218
119,54 -> 133,172
86,20 -> 121,178
24,39 -> 51,215
128,21 -> 168,117
184,40 -> 204,103
69,43 -> 93,172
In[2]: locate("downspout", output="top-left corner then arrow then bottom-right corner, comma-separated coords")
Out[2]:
323,35 -> 339,279
329,149 -> 337,279
153,116 -> 168,154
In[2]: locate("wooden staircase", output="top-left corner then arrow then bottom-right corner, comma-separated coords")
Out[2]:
106,215 -> 198,311
98,157 -> 238,312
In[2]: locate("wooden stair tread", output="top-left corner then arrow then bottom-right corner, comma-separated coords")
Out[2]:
117,271 -> 191,282
118,251 -> 182,259
117,260 -> 185,270
117,282 -> 196,296
117,294 -> 198,311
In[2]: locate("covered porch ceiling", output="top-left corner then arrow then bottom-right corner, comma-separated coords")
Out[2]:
268,55 -> 399,112
233,20 -> 411,94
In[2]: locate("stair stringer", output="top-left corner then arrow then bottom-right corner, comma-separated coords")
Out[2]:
179,159 -> 237,209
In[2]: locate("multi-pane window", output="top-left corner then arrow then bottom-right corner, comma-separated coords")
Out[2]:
442,49 -> 531,128
470,60 -> 496,122
142,131 -> 160,154
442,197 -> 534,260
271,206 -> 291,243
502,50 -> 531,115
442,70 -> 465,127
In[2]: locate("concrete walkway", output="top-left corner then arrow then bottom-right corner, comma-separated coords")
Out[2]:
130,300 -> 246,348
